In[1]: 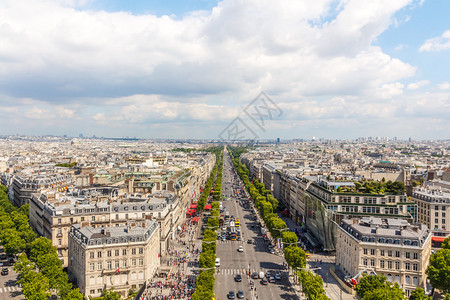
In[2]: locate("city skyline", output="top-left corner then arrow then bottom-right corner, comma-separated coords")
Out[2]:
0,0 -> 449,139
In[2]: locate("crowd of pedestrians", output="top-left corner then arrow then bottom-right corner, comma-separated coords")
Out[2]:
139,216 -> 202,300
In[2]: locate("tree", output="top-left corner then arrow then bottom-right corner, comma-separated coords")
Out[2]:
355,274 -> 388,299
284,246 -> 306,270
20,272 -> 51,300
102,289 -> 121,300
281,231 -> 298,246
442,236 -> 450,250
363,282 -> 404,300
298,270 -> 326,300
409,287 -> 431,300
426,248 -> 450,294
29,237 -> 56,262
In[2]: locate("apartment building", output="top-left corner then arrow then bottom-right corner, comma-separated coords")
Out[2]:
412,187 -> 450,246
29,189 -> 179,266
68,219 -> 159,298
336,217 -> 431,297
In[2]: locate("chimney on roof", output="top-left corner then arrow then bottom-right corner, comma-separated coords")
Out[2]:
352,219 -> 359,224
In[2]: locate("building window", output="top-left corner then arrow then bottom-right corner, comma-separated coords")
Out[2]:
132,259 -> 136,266
406,252 -> 410,259
58,228 -> 62,235
58,239 -> 62,246
395,251 -> 400,258
413,277 -> 418,285
405,263 -> 410,270
370,249 -> 375,255
81,217 -> 85,221
388,261 -> 392,269
139,248 -> 144,254
90,252 -> 94,259
413,253 -> 418,259
370,259 -> 375,267
90,290 -> 95,295
395,261 -> 400,270
123,249 -> 127,256
58,218 -> 61,224
107,250 -> 112,257
97,262 -> 102,270
107,261 -> 112,270
92,216 -> 95,222
380,250 -> 385,256
380,260 -> 385,268
443,219 -> 446,224
435,219 -> 439,224
116,214 -> 119,220
388,251 -> 392,257
115,261 -> 119,269
115,250 -> 119,256
90,263 -> 94,271
405,275 -> 411,284
122,260 -> 127,268
98,251 -> 102,258
132,248 -> 136,255
413,263 -> 418,271
363,248 -> 368,255
139,258 -> 144,266
435,212 -> 439,217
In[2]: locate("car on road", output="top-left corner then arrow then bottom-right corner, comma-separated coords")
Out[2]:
266,270 -> 272,278
237,236 -> 242,241
215,258 -> 221,267
227,291 -> 235,299
238,246 -> 244,252
275,272 -> 281,280
269,248 -> 275,254
251,272 -> 259,279
0,254 -> 6,260
247,239 -> 253,244
1,268 -> 8,275
269,276 -> 276,283
237,290 -> 244,299
261,278 -> 268,285
234,274 -> 242,282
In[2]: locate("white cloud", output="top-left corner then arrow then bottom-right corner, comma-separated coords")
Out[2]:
407,80 -> 430,90
0,0 -> 447,138
419,30 -> 450,52
438,82 -> 450,90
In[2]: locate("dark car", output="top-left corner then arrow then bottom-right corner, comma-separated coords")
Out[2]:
247,239 -> 253,244
275,272 -> 281,280
266,270 -> 272,278
235,274 -> 242,282
0,254 -> 6,260
1,268 -> 8,276
237,236 -> 242,241
251,272 -> 259,279
227,291 -> 235,299
237,290 -> 244,299
261,278 -> 268,285
269,276 -> 276,283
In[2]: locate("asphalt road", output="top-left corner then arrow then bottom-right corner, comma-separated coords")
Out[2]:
215,150 -> 297,300
0,249 -> 24,300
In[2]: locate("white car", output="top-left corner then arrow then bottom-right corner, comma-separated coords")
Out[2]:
215,258 -> 221,267
238,246 -> 244,252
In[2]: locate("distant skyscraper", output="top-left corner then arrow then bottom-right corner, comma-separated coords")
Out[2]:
79,134 -> 83,138
277,137 -> 280,143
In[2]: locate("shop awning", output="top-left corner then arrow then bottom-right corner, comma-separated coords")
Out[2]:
204,204 -> 212,210
192,217 -> 199,223
190,204 -> 197,209
432,236 -> 447,243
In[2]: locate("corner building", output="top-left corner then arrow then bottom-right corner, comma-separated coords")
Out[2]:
68,219 -> 159,298
336,217 -> 431,297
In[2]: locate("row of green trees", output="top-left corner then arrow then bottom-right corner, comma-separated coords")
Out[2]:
197,147 -> 222,211
228,146 -> 329,300
0,185 -> 84,299
191,147 -> 223,300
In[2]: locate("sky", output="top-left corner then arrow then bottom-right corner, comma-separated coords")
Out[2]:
0,0 -> 449,140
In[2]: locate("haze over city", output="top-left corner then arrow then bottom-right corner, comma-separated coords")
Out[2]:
0,0 -> 449,139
